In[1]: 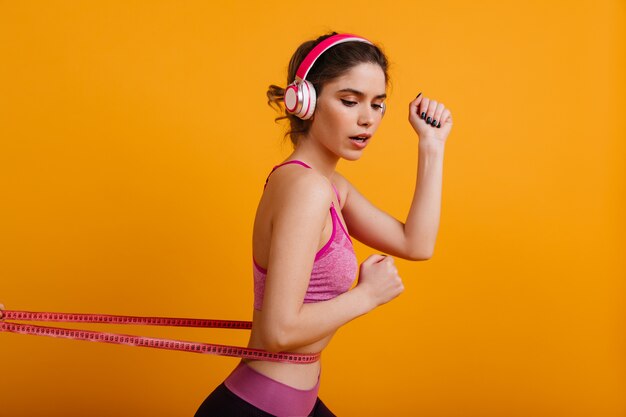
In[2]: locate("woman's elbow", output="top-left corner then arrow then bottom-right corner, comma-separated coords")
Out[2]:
261,339 -> 284,354
259,321 -> 292,353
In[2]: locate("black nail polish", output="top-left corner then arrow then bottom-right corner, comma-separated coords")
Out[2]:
426,116 -> 432,124
437,122 -> 441,128
431,119 -> 437,126
416,92 -> 422,99
421,112 -> 426,119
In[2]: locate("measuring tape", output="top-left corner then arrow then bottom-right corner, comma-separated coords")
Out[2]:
0,307 -> 320,364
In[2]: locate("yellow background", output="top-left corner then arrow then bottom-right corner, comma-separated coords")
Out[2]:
1,1 -> 624,416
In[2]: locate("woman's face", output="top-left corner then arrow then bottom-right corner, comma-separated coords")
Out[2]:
305,62 -> 387,161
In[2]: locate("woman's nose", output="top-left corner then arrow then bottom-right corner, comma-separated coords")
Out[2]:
358,109 -> 375,127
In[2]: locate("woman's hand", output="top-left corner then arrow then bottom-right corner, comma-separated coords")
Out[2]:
356,254 -> 404,309
408,93 -> 453,146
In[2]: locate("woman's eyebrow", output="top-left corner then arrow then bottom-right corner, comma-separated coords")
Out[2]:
337,88 -> 387,99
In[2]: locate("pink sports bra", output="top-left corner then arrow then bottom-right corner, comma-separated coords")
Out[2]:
253,160 -> 358,311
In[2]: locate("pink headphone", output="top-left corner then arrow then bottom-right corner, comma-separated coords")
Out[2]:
284,33 -> 384,120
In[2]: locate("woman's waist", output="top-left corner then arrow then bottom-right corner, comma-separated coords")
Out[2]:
242,333 -> 324,389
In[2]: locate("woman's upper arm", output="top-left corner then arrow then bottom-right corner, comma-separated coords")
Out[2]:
260,173 -> 334,335
334,172 -> 425,260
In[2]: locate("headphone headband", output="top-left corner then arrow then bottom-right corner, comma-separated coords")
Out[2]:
284,33 -> 380,120
295,34 -> 374,82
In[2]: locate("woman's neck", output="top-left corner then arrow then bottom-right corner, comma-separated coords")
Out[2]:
288,138 -> 339,179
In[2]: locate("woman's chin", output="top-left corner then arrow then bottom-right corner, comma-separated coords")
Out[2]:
341,149 -> 365,161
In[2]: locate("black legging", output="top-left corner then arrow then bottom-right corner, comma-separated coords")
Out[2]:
194,382 -> 336,417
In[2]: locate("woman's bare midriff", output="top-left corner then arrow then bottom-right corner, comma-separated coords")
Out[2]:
242,308 -> 335,390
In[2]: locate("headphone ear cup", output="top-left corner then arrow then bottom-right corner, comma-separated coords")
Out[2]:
284,83 -> 300,114
298,80 -> 316,120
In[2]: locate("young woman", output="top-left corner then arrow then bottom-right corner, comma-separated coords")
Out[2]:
194,32 -> 452,417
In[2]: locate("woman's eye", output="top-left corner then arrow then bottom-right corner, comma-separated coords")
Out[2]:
341,99 -> 357,107
372,103 -> 384,110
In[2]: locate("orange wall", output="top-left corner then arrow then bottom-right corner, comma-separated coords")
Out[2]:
1,1 -> 624,416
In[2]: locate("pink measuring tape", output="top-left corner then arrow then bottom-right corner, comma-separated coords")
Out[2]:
0,307 -> 320,364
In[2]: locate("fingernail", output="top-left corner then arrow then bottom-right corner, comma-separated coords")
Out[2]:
426,116 -> 432,124
431,119 -> 437,126
420,112 -> 426,119
437,122 -> 441,128
415,92 -> 422,99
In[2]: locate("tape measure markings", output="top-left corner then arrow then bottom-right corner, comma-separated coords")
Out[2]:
0,309 -> 319,364
2,310 -> 253,329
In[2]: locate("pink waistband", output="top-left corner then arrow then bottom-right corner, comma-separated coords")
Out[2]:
224,361 -> 320,417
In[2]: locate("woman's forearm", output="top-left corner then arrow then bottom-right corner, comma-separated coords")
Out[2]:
404,141 -> 445,259
266,286 -> 373,352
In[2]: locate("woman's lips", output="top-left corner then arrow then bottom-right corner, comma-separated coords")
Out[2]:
349,137 -> 369,149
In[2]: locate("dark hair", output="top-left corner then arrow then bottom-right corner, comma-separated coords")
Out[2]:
267,32 -> 390,147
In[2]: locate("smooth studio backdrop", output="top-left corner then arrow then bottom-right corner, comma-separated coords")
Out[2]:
1,1 -> 624,416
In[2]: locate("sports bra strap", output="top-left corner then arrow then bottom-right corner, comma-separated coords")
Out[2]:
273,160 -> 312,171
331,183 -> 341,205
264,160 -> 312,189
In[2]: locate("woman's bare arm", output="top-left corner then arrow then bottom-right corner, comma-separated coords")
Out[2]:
258,170 -> 402,353
337,94 -> 451,261
337,141 -> 445,261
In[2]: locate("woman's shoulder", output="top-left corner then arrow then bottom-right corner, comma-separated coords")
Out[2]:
265,164 -> 334,208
